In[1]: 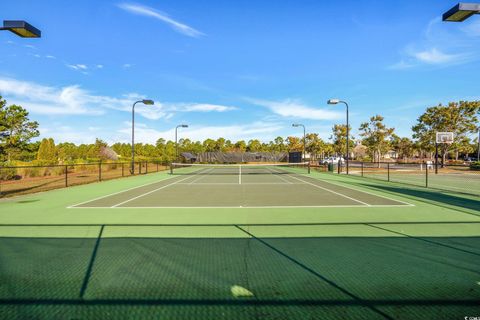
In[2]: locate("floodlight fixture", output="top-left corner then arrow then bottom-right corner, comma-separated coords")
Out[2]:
1,20 -> 41,38
327,99 -> 340,105
142,99 -> 154,105
443,3 -> 480,22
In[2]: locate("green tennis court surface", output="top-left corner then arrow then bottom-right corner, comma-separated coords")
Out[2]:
71,164 -> 410,208
0,168 -> 479,319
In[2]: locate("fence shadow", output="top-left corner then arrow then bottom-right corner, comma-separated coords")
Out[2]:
0,234 -> 479,319
358,183 -> 480,213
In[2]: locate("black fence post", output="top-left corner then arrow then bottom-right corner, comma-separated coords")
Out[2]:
425,162 -> 428,188
122,163 -> 124,177
387,163 -> 390,182
361,162 -> 364,177
0,167 -> 3,197
145,161 -> 148,174
65,165 -> 68,187
99,162 -> 102,181
138,162 -> 141,175
156,162 -> 159,172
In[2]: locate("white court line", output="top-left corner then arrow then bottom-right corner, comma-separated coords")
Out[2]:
111,175 -> 196,208
266,166 -> 294,184
312,175 -> 414,206
68,173 -> 182,208
175,182 -> 303,185
69,204 -> 413,209
189,168 -> 215,184
287,174 -> 371,206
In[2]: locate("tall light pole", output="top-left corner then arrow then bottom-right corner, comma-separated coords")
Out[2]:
131,99 -> 154,174
292,123 -> 306,162
328,99 -> 349,174
175,124 -> 188,162
443,3 -> 480,161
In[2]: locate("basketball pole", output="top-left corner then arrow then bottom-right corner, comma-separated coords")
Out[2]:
435,142 -> 438,174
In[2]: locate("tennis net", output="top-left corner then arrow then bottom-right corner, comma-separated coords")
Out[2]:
170,163 -> 310,175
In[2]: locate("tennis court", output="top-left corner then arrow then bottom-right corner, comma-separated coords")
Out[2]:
70,164 -> 411,208
1,167 -> 479,319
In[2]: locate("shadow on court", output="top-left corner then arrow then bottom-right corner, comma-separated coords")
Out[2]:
1,228 -> 479,319
347,182 -> 480,214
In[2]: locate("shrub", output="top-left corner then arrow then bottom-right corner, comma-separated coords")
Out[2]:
0,166 -> 18,180
470,161 -> 480,171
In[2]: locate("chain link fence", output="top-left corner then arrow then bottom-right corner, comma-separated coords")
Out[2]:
0,161 -> 168,198
338,161 -> 480,196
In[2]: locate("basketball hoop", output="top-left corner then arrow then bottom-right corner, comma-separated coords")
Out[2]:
436,132 -> 454,144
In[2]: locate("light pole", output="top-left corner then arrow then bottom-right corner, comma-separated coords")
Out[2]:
0,20 -> 41,38
131,99 -> 154,174
443,3 -> 480,161
292,123 -> 306,162
175,124 -> 188,162
328,99 -> 349,174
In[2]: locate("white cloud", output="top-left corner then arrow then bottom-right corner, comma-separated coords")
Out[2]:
116,122 -> 284,144
411,48 -> 464,64
460,19 -> 480,37
38,124 -> 99,144
0,77 -> 238,119
123,63 -> 132,68
387,60 -> 414,70
117,3 -> 204,38
68,64 -> 87,70
96,64 -> 104,69
174,103 -> 236,112
247,98 -> 343,121
390,17 -> 478,69
46,55 -> 56,59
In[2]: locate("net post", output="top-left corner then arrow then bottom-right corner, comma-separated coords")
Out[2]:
65,165 -> 68,187
387,163 -> 390,182
307,162 -> 310,174
361,162 -> 364,177
425,161 -> 428,188
99,162 -> 102,181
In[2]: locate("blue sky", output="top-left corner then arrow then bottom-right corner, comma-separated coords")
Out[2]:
1,0 -> 479,145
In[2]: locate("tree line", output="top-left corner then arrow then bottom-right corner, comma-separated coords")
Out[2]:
1,95 -> 479,165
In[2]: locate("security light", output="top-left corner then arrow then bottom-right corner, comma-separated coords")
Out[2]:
443,3 -> 480,22
1,20 -> 41,38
